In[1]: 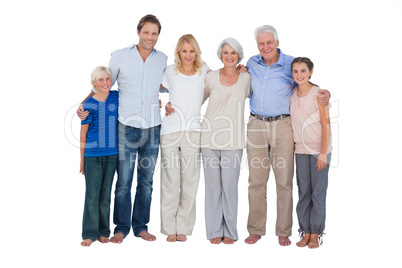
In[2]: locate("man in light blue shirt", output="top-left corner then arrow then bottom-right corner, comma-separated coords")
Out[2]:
78,14 -> 167,243
108,43 -> 166,129
245,25 -> 330,246
248,48 -> 296,117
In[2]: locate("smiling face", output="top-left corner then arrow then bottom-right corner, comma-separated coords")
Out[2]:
221,43 -> 239,67
92,72 -> 112,94
137,22 -> 159,52
257,32 -> 279,65
179,42 -> 196,67
292,62 -> 313,87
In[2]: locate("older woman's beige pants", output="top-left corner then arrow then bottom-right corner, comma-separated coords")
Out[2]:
246,116 -> 294,237
160,131 -> 201,236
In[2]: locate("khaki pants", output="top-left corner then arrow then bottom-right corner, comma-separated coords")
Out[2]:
246,116 -> 294,237
160,131 -> 201,235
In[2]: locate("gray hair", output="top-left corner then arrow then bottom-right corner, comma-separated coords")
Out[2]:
254,25 -> 278,43
216,37 -> 244,64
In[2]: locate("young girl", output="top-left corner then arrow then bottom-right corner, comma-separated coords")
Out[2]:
290,57 -> 332,249
79,66 -> 118,246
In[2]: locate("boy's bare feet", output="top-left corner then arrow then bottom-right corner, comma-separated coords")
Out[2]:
176,234 -> 187,242
209,237 -> 222,244
279,236 -> 291,246
223,237 -> 235,244
245,234 -> 261,244
81,239 -> 93,247
97,236 -> 110,243
308,234 -> 319,249
296,233 -> 310,247
111,232 -> 124,243
167,234 -> 177,242
138,230 -> 156,241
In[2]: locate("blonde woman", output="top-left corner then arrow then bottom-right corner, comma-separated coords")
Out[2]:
160,34 -> 210,242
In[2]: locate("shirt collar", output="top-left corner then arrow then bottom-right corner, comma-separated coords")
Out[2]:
258,48 -> 284,67
128,44 -> 158,54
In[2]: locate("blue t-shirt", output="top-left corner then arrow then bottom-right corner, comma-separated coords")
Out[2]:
81,90 -> 118,157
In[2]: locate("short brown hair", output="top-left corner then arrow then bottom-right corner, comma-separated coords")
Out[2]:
137,14 -> 161,34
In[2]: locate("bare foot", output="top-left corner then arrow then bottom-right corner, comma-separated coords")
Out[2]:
167,234 -> 177,242
308,234 -> 319,249
176,234 -> 187,242
81,239 -> 93,247
223,237 -> 235,244
209,237 -> 222,244
111,232 -> 124,244
279,236 -> 291,246
97,236 -> 110,243
296,233 -> 310,247
138,230 -> 156,241
245,234 -> 261,244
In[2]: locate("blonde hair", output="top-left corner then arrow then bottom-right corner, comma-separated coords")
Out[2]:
91,66 -> 112,85
174,34 -> 203,75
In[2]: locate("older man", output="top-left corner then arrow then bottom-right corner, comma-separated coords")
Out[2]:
245,25 -> 329,246
78,14 -> 167,243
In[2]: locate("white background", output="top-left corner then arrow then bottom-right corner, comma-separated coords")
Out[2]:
1,0 -> 401,267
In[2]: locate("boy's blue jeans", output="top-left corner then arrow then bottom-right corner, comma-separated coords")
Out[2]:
82,155 -> 117,240
113,122 -> 160,237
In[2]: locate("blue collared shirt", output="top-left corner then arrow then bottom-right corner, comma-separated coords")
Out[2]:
108,44 -> 167,128
247,49 -> 296,117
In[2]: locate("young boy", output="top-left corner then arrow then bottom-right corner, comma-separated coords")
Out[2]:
80,66 -> 118,246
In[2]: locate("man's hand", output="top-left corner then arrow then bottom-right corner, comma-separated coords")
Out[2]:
165,102 -> 175,116
317,89 -> 330,106
77,104 -> 89,121
237,64 -> 248,73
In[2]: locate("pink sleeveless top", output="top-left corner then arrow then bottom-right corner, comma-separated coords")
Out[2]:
290,86 -> 332,155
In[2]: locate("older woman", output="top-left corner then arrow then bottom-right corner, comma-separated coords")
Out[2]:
160,34 -> 210,242
201,38 -> 251,244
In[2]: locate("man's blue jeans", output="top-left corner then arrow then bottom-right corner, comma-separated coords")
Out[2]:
82,155 -> 117,240
113,122 -> 160,237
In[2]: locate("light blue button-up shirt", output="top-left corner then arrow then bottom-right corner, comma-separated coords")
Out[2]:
247,49 -> 296,117
108,44 -> 167,128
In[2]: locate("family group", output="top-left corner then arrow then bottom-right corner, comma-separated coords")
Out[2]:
77,14 -> 332,249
